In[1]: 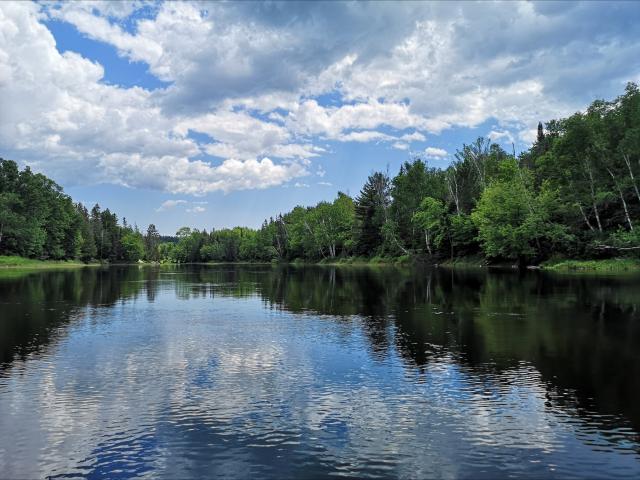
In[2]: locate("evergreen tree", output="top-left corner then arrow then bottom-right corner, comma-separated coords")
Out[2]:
77,204 -> 97,261
354,172 -> 390,255
144,224 -> 161,261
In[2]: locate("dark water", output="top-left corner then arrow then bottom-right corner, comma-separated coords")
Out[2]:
1,265 -> 639,479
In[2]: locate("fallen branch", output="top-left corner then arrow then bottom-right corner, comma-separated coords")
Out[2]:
594,244 -> 640,251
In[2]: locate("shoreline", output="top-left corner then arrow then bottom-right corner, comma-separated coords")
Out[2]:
1,255 -> 639,273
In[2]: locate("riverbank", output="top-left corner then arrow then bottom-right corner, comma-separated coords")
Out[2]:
539,258 -> 640,273
315,255 -> 640,272
0,256 -> 99,269
2,254 -> 639,273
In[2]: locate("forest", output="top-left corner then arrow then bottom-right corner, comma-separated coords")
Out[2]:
1,84 -> 640,266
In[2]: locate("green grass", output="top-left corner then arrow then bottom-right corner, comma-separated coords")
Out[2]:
541,258 -> 640,273
0,255 -> 96,269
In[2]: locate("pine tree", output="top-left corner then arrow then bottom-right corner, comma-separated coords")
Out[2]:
145,224 -> 161,261
537,121 -> 545,144
354,172 -> 390,255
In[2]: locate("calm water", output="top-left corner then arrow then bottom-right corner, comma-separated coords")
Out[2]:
1,265 -> 639,479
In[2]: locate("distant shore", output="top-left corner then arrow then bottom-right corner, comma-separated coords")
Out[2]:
2,254 -> 639,273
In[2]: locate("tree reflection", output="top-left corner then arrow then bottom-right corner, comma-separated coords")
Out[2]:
1,264 -> 639,437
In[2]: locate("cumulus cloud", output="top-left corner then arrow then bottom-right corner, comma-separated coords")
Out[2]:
0,2 -> 309,194
2,1 -> 640,196
285,99 -> 431,139
488,130 -> 515,145
424,147 -> 448,159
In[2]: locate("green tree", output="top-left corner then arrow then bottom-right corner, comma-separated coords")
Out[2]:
0,192 -> 22,253
391,159 -> 446,251
472,159 -> 570,263
77,204 -> 97,262
145,224 -> 161,261
412,197 -> 445,256
354,172 -> 390,255
121,230 -> 145,262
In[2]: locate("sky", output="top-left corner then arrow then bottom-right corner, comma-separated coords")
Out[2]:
1,1 -> 639,235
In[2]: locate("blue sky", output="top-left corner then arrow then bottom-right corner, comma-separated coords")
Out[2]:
1,1 -> 639,235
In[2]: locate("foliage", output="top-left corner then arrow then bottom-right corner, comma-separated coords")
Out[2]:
412,197 -> 446,255
472,160 -> 571,262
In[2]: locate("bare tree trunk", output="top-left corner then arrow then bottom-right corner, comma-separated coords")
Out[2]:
623,153 -> 640,203
304,220 -> 326,259
470,152 -> 485,190
446,168 -> 461,215
577,203 -> 595,231
424,230 -> 432,256
275,231 -> 282,258
585,160 -> 603,231
607,167 -> 634,231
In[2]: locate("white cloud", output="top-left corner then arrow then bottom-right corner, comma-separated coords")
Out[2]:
488,129 -> 515,145
294,182 -> 310,188
0,3 -> 308,194
186,206 -> 205,213
285,99 -> 430,140
156,199 -> 187,212
318,181 -> 333,186
400,131 -> 426,142
339,130 -> 393,143
424,147 -> 448,159
3,1 -> 640,197
175,111 -> 318,161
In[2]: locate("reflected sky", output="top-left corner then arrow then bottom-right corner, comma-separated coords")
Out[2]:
0,265 -> 639,479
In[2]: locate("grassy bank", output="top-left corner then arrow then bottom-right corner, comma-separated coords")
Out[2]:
0,255 -> 98,269
540,258 -> 640,273
3,254 -> 639,274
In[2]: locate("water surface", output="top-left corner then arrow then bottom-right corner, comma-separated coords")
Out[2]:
1,265 -> 639,478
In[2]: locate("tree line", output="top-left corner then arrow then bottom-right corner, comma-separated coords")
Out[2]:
1,84 -> 639,265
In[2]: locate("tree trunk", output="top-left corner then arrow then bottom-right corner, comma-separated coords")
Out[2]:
585,160 -> 603,231
446,170 -> 461,215
607,167 -> 633,231
380,191 -> 410,256
424,230 -> 432,256
623,153 -> 640,203
577,204 -> 595,231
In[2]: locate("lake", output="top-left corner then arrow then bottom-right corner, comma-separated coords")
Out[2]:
1,264 -> 639,479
